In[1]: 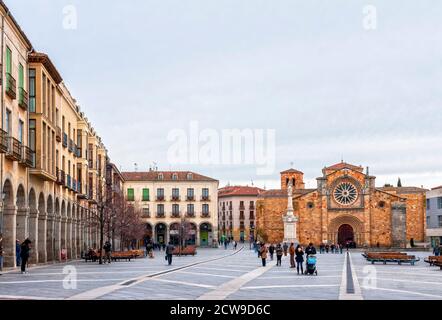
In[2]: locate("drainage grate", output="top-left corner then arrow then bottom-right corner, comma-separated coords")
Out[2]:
346,252 -> 355,294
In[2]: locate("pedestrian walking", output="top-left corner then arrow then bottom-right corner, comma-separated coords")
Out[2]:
289,242 -> 295,268
103,241 -> 112,264
295,245 -> 304,275
233,240 -> 238,250
325,244 -> 329,254
319,243 -> 325,254
260,244 -> 268,267
165,242 -> 175,265
276,244 -> 283,266
16,239 -> 21,268
269,244 -> 275,261
257,242 -> 262,258
20,239 -> 32,274
283,242 -> 288,256
339,244 -> 343,254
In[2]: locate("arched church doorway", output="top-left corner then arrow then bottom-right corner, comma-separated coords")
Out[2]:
338,224 -> 354,246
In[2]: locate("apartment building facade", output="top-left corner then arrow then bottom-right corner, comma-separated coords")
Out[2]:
426,186 -> 442,247
218,186 -> 264,242
0,1 -> 109,267
122,171 -> 219,247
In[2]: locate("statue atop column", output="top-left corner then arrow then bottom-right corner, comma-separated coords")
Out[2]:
282,180 -> 299,244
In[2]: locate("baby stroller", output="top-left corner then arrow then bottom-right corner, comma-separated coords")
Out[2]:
305,255 -> 318,275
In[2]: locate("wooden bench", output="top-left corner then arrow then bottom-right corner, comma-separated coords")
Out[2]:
434,261 -> 442,270
362,252 -> 420,265
111,251 -> 135,262
172,245 -> 197,256
129,249 -> 144,258
84,250 -> 103,262
424,256 -> 442,266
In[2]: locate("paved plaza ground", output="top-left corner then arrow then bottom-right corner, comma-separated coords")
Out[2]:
0,245 -> 441,300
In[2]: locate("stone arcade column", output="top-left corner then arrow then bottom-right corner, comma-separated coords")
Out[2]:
71,217 -> 77,259
38,213 -> 47,263
16,207 -> 29,243
3,205 -> 17,268
54,216 -> 62,261
66,217 -> 72,259
28,208 -> 39,264
46,216 -> 54,262
282,181 -> 299,245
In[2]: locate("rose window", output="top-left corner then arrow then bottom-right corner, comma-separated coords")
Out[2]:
333,182 -> 358,205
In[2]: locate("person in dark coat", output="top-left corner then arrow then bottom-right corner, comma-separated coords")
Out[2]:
295,245 -> 304,275
16,239 -> 21,268
165,242 -> 175,265
103,241 -> 112,264
20,239 -> 32,274
283,243 -> 288,256
305,243 -> 317,269
268,244 -> 275,260
275,244 -> 283,266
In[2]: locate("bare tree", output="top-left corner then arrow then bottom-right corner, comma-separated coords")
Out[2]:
113,201 -> 145,251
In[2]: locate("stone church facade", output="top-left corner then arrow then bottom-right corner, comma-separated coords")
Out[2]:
256,162 -> 426,248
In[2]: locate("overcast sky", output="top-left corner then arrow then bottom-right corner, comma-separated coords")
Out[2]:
9,0 -> 442,189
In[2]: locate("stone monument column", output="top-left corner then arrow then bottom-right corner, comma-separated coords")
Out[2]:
282,181 -> 299,244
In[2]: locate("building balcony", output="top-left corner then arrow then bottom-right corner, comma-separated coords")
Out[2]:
56,168 -> 65,186
68,139 -> 74,153
62,133 -> 68,148
20,146 -> 35,168
171,195 -> 181,201
156,212 -> 165,218
171,211 -> 181,218
56,126 -> 62,142
156,195 -> 165,202
185,212 -> 195,218
72,179 -> 78,193
0,129 -> 9,153
239,205 -> 245,210
88,159 -> 94,169
239,215 -> 245,220
250,204 -> 255,210
201,195 -> 210,201
5,73 -> 16,100
201,212 -> 210,218
18,88 -> 28,110
186,195 -> 195,201
228,206 -> 233,210
66,174 -> 72,189
5,137 -> 22,162
141,211 -> 150,218
76,147 -> 82,158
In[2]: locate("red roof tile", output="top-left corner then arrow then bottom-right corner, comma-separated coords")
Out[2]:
218,186 -> 265,197
121,171 -> 218,182
325,162 -> 364,172
280,168 -> 304,174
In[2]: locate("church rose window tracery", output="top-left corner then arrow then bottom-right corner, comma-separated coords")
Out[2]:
333,182 -> 358,205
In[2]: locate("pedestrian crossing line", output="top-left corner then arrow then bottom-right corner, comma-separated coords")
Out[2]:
189,266 -> 249,273
373,277 -> 442,286
240,284 -> 340,290
176,271 -> 236,278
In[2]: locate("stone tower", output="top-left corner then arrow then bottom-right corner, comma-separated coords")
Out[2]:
281,168 -> 305,190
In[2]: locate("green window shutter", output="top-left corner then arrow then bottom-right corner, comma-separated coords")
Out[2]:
142,188 -> 149,201
6,47 -> 11,74
18,63 -> 24,88
127,188 -> 134,201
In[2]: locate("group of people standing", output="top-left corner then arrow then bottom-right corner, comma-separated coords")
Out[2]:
254,241 -> 317,275
319,243 -> 344,254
